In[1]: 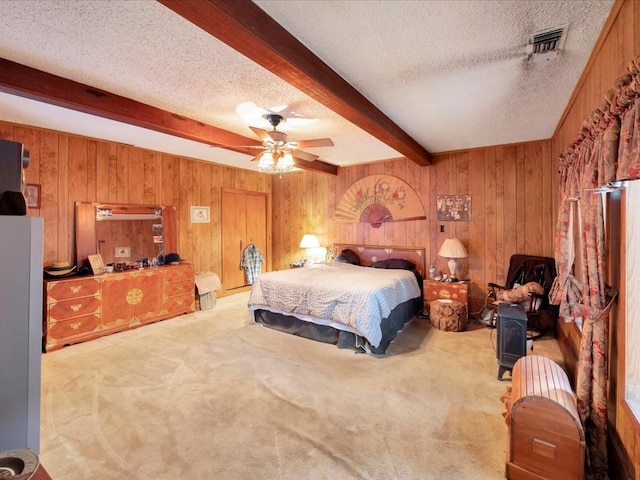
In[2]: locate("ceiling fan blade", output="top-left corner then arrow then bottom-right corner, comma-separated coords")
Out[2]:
249,153 -> 263,162
294,138 -> 334,149
249,126 -> 273,143
292,149 -> 319,162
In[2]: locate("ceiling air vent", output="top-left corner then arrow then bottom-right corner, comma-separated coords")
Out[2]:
527,23 -> 569,63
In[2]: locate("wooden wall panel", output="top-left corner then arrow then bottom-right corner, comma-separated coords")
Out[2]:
57,135 -> 71,264
270,141 -> 555,314
3,120 -> 270,279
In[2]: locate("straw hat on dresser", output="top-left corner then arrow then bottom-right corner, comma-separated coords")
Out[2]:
44,261 -> 77,277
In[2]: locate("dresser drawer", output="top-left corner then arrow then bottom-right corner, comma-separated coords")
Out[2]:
47,277 -> 101,302
163,265 -> 194,283
164,293 -> 195,315
164,279 -> 194,297
48,295 -> 101,321
47,314 -> 101,342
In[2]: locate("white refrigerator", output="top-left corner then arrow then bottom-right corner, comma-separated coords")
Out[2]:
0,216 -> 43,452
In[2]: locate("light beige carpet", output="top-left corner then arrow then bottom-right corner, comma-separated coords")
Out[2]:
39,292 -> 564,480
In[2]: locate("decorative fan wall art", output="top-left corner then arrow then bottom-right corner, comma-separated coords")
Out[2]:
335,175 -> 426,228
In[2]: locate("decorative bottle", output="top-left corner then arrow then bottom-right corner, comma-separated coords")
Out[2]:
429,265 -> 437,279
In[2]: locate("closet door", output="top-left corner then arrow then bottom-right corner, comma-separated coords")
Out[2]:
221,189 -> 267,290
246,193 -> 267,267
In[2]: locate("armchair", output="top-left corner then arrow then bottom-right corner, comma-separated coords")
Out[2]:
484,254 -> 558,343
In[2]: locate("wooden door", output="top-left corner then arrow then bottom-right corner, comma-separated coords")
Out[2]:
222,190 -> 246,290
246,193 -> 267,265
221,189 -> 267,290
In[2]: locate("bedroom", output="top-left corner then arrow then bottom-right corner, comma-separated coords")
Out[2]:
0,0 -> 639,478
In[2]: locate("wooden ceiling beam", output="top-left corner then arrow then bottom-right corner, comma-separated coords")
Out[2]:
157,0 -> 432,167
0,58 -> 338,176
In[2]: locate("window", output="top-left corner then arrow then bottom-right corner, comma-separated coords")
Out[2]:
624,180 -> 640,419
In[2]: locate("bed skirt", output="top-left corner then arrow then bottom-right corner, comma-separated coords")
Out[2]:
252,296 -> 421,354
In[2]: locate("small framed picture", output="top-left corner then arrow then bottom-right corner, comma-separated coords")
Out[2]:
115,247 -> 131,258
436,195 -> 471,221
190,206 -> 210,223
88,253 -> 106,275
25,184 -> 41,209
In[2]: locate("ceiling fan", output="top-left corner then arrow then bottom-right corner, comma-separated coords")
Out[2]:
238,113 -> 334,173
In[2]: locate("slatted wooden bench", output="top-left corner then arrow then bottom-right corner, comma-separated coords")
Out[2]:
501,355 -> 585,480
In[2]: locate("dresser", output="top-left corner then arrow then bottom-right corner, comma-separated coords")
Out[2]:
164,264 -> 198,316
44,276 -> 102,352
423,279 -> 469,314
44,264 -> 195,352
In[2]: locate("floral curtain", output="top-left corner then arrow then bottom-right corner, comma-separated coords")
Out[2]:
552,55 -> 640,479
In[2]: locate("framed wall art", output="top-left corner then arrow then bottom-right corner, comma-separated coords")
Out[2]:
25,183 -> 41,209
190,206 -> 210,223
335,174 -> 426,228
436,195 -> 471,221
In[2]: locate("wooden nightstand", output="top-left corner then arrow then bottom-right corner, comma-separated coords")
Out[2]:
423,279 -> 470,314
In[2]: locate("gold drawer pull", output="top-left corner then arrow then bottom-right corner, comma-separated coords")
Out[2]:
175,299 -> 184,305
71,286 -> 82,294
71,304 -> 82,312
70,321 -> 82,330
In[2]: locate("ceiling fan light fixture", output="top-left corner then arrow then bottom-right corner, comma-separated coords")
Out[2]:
258,149 -> 295,174
258,151 -> 275,171
278,151 -> 295,170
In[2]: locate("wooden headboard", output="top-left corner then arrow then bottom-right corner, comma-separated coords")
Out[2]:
333,244 -> 426,278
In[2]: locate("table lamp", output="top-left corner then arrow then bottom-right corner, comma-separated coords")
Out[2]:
438,238 -> 467,281
299,234 -> 323,265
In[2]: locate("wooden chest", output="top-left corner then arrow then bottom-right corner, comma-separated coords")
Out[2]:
503,355 -> 585,480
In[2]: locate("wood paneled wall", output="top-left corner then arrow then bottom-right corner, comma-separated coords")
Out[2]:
271,140 -> 556,314
0,121 -> 271,284
550,1 -> 639,478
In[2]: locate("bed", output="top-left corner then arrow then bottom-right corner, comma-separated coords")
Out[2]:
248,244 -> 425,354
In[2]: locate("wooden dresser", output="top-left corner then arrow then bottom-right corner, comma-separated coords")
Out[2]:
423,279 -> 469,314
44,264 -> 195,352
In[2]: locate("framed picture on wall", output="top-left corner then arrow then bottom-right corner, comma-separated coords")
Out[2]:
436,195 -> 471,221
25,184 -> 41,208
190,206 -> 210,223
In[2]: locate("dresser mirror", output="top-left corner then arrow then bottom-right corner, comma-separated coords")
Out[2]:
75,202 -> 177,270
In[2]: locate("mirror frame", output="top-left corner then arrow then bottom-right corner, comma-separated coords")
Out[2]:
75,202 -> 177,270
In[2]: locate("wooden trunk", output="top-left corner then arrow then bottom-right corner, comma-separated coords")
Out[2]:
503,355 -> 585,480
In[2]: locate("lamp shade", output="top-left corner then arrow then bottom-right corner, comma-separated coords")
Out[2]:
279,152 -> 295,170
299,234 -> 320,249
438,238 -> 467,259
438,238 -> 467,281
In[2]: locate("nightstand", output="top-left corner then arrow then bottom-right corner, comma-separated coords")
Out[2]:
423,279 -> 470,315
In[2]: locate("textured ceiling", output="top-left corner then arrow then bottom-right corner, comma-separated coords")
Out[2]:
0,0 -> 614,172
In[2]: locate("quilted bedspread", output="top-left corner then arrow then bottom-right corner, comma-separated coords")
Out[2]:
248,263 -> 421,348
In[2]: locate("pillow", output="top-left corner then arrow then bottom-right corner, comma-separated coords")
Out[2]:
371,259 -> 390,269
387,258 -> 416,271
497,281 -> 544,304
333,248 -> 361,265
